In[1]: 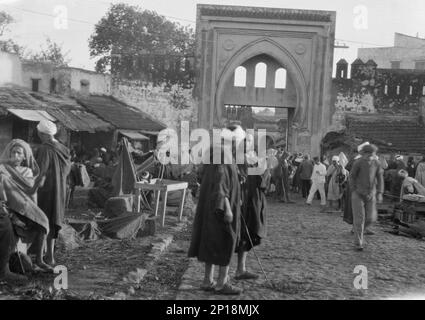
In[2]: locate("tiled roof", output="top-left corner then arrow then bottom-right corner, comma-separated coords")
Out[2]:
77,95 -> 166,132
0,87 -> 112,132
346,115 -> 425,154
28,92 -> 113,132
0,86 -> 43,112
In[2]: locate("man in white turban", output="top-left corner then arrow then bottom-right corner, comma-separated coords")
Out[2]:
188,124 -> 243,295
37,119 -> 58,138
35,120 -> 71,266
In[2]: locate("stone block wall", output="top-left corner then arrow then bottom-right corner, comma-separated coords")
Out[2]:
330,60 -> 425,131
112,80 -> 197,130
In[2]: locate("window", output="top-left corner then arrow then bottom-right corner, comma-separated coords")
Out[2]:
384,85 -> 388,95
49,78 -> 57,94
396,85 -> 400,95
234,66 -> 247,87
80,79 -> 90,95
391,61 -> 401,69
31,79 -> 40,92
409,86 -> 413,95
415,61 -> 425,70
274,68 -> 287,89
254,62 -> 267,88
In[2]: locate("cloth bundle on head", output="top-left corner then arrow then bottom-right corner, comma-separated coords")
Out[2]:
398,169 -> 408,178
37,119 -> 57,136
357,142 -> 370,153
202,125 -> 246,165
339,152 -> 348,168
221,125 -> 246,143
295,154 -> 304,163
363,144 -> 377,153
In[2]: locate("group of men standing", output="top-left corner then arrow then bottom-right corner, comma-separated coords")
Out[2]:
188,125 -> 267,296
188,135 -> 389,295
297,143 -> 384,251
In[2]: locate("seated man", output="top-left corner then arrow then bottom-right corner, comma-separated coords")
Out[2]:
0,139 -> 51,272
399,169 -> 425,198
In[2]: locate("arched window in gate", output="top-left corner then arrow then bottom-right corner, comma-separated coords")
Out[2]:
254,62 -> 267,88
275,68 -> 287,89
234,66 -> 247,87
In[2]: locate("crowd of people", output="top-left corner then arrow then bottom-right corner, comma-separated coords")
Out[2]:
188,125 -> 425,295
3,118 -> 425,294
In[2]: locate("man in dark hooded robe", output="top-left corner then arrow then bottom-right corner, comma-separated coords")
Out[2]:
188,125 -> 244,296
235,133 -> 268,281
35,120 -> 71,266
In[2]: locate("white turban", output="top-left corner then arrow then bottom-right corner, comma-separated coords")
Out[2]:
357,142 -> 370,153
395,155 -> 404,161
37,119 -> 57,136
221,125 -> 246,142
332,155 -> 340,162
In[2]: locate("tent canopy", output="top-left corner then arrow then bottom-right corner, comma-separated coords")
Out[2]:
119,130 -> 149,141
8,108 -> 56,122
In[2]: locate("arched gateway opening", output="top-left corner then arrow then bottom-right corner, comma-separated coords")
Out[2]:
195,4 -> 336,156
221,54 -> 297,150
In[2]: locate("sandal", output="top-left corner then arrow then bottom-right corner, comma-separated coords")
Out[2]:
234,271 -> 259,281
200,281 -> 216,292
214,283 -> 242,296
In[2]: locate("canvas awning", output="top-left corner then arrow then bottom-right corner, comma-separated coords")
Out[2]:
139,130 -> 160,136
119,130 -> 149,141
7,109 -> 56,122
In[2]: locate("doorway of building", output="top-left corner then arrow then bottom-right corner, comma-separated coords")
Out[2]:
223,104 -> 289,149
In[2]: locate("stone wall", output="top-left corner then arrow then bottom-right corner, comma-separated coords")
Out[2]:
112,81 -> 197,130
330,62 -> 425,131
58,68 -> 112,96
21,62 -> 111,96
21,60 -> 55,93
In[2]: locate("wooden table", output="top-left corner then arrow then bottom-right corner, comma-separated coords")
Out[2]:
134,179 -> 188,227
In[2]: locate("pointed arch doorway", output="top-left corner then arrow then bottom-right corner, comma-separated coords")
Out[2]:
195,4 -> 336,156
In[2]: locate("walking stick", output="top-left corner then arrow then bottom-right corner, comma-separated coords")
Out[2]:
240,213 -> 272,287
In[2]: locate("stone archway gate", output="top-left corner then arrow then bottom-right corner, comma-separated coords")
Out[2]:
195,4 -> 336,156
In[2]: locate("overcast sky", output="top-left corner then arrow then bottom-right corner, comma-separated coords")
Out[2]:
1,0 -> 425,71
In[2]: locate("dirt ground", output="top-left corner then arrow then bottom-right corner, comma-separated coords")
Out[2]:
0,215 -> 192,300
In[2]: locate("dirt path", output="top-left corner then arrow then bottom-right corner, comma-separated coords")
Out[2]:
177,196 -> 425,300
